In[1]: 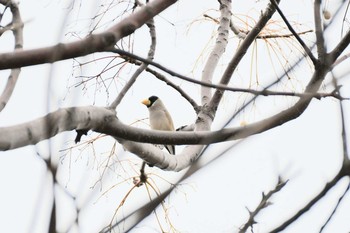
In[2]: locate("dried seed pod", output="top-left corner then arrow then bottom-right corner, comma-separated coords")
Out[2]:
323,10 -> 331,20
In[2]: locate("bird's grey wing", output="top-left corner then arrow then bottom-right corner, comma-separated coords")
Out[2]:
164,109 -> 175,131
163,109 -> 175,154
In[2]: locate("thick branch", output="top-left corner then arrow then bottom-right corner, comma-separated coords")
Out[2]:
0,0 -> 177,70
0,67 -> 327,150
329,29 -> 350,63
0,106 -> 116,150
0,54 -> 330,150
0,0 -> 23,111
0,55 -> 331,170
314,0 -> 326,60
201,0 -> 231,105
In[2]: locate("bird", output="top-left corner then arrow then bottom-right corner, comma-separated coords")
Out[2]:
141,96 -> 175,155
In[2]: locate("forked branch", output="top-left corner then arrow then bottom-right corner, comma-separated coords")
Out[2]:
0,0 -> 23,112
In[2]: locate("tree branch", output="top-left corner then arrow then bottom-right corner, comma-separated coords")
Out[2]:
270,0 -> 318,65
0,67 -> 330,172
320,181 -> 350,232
240,177 -> 288,233
113,49 -> 347,102
0,0 -> 177,70
0,106 -> 116,150
270,168 -> 349,233
109,12 -> 156,109
332,51 -> 350,68
0,0 -> 23,111
0,52 -> 332,154
329,29 -> 350,64
333,77 -> 350,166
204,13 -> 313,40
122,56 -> 199,111
209,0 -> 280,111
313,0 -> 326,60
270,91 -> 350,231
201,0 -> 231,105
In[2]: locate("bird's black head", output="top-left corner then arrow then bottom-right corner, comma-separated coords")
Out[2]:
148,96 -> 159,106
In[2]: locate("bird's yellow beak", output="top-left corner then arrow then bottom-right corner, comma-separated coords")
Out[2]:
141,99 -> 151,106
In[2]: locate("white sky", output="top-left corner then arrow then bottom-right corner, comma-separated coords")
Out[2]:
1,0 -> 350,233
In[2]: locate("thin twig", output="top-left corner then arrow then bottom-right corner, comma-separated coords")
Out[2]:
121,55 -> 199,112
270,0 -> 318,65
239,177 -> 288,233
109,3 -> 156,109
111,50 -> 347,101
209,0 -> 280,110
341,1 -> 350,38
270,170 -> 346,232
204,13 -> 313,40
257,30 -> 313,39
320,181 -> 350,232
332,76 -> 350,165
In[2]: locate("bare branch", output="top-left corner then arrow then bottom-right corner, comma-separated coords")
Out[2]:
331,76 -> 350,165
101,187 -> 172,233
0,55 -> 330,172
204,13 -> 313,40
48,197 -> 56,233
0,0 -> 177,70
329,29 -> 350,64
270,171 -> 348,233
109,10 -> 156,109
320,181 -> 350,232
0,58 -> 332,169
256,29 -> 313,39
123,56 -> 199,111
332,51 -> 350,68
0,106 -> 116,150
0,0 -> 23,112
270,102 -> 350,233
209,0 -> 280,111
313,0 -> 326,60
201,0 -> 231,105
229,19 -> 246,39
2,1 -> 350,232
113,48 -> 346,100
0,69 -> 20,111
270,0 -> 318,65
240,178 -> 288,233
0,60 -> 333,155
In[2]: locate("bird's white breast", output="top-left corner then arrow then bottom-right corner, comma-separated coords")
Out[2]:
149,109 -> 168,130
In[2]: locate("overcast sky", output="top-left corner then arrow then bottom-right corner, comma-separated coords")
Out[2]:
1,0 -> 350,233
